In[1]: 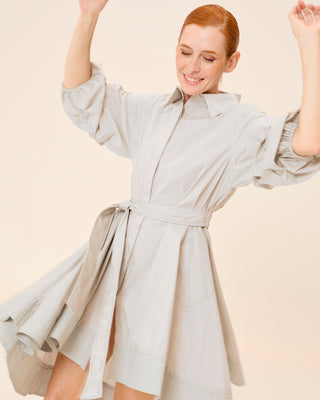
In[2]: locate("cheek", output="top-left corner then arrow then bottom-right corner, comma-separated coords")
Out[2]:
204,64 -> 220,78
176,55 -> 184,69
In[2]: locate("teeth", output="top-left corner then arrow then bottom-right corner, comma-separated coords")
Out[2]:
185,74 -> 202,82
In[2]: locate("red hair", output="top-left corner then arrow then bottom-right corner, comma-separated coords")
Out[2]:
178,4 -> 240,59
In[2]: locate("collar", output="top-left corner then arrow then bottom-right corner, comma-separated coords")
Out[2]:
164,85 -> 242,118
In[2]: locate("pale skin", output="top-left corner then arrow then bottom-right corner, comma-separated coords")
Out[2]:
176,0 -> 320,157
48,1 -> 319,400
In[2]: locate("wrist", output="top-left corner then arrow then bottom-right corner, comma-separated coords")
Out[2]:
297,34 -> 320,52
77,12 -> 100,35
79,12 -> 100,23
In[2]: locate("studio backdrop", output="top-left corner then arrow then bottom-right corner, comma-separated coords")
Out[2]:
0,1 -> 319,400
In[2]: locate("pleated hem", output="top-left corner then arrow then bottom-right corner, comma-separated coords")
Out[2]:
1,324 -> 233,400
103,344 -> 233,400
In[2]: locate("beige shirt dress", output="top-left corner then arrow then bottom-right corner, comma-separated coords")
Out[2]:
1,60 -> 320,400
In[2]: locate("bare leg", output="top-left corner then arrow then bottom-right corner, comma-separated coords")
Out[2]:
114,382 -> 155,400
44,309 -> 116,400
44,309 -> 155,400
43,350 -> 90,400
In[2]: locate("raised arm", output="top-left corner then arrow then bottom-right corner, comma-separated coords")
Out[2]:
61,0 -> 164,160
288,0 -> 320,156
63,0 -> 110,89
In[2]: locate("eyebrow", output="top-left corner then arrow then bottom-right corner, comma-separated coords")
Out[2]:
180,43 -> 219,56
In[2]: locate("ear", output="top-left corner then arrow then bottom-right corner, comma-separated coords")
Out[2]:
224,51 -> 240,73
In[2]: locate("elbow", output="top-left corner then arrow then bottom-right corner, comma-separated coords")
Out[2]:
292,127 -> 320,156
310,146 -> 320,156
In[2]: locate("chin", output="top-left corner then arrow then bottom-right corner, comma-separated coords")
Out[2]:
181,84 -> 204,94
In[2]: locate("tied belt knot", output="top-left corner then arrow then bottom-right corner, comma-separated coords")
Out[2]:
70,199 -> 214,398
112,199 -> 213,228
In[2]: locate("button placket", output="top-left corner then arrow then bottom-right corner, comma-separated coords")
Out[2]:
80,206 -> 131,400
142,103 -> 183,202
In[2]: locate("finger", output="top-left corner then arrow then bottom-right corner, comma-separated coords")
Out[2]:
298,0 -> 307,8
295,5 -> 306,20
314,6 -> 320,21
306,3 -> 316,10
301,7 -> 315,23
298,0 -> 305,9
289,5 -> 299,19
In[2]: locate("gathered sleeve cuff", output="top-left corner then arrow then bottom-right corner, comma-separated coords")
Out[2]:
228,106 -> 320,190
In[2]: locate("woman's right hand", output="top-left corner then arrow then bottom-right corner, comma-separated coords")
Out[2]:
79,0 -> 110,17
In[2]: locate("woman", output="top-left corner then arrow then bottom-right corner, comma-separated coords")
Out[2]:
1,1 -> 320,400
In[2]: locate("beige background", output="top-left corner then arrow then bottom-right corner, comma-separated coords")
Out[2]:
1,0 -> 319,399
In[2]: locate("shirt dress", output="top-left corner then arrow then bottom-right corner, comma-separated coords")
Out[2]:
1,60 -> 320,400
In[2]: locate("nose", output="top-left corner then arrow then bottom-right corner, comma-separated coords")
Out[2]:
188,57 -> 201,73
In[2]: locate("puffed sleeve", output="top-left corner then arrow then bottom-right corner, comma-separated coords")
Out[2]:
228,106 -> 320,189
61,61 -> 160,159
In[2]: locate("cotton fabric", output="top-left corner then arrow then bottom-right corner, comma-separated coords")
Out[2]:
1,60 -> 320,400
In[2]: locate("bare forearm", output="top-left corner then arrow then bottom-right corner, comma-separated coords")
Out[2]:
63,13 -> 100,89
296,37 -> 320,153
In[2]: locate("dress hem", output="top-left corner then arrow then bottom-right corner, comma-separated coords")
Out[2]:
104,344 -> 233,400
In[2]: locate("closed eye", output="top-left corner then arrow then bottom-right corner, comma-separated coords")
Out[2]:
181,51 -> 214,62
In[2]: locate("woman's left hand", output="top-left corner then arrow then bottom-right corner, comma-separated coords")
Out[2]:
288,0 -> 320,43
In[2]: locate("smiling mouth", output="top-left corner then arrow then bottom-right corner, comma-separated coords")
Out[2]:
183,74 -> 205,84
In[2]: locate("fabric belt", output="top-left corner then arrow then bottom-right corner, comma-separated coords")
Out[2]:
80,198 -> 213,399
111,199 -> 213,228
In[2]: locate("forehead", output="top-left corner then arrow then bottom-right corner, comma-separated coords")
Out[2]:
179,24 -> 225,51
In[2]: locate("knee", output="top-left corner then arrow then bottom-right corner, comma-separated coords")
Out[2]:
44,392 -> 83,400
44,386 -> 81,400
44,393 -> 65,400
